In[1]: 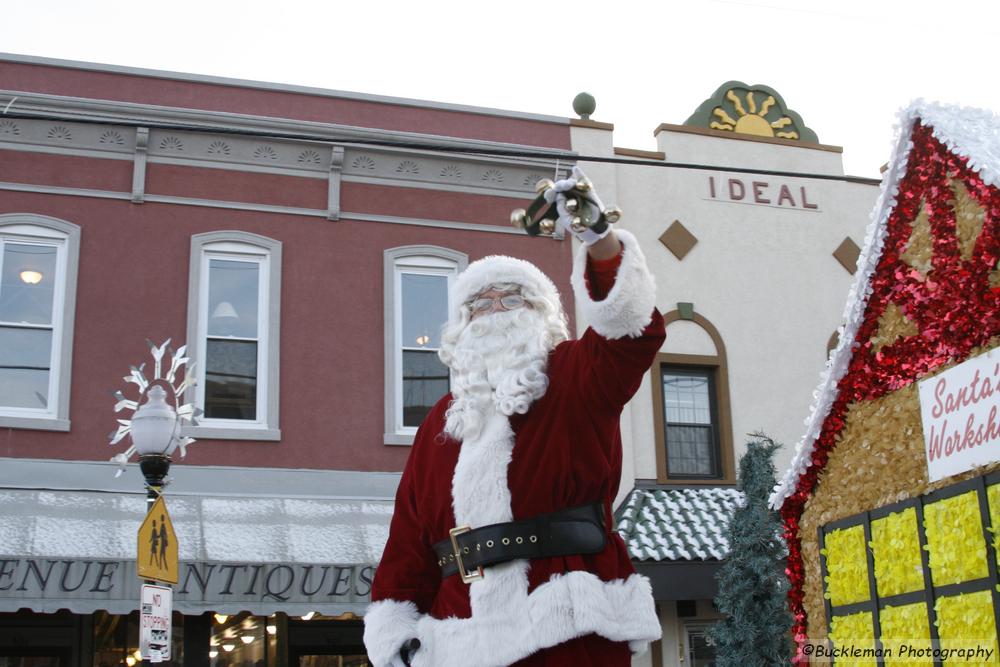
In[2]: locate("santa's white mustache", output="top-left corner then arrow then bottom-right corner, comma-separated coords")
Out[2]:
442,306 -> 551,442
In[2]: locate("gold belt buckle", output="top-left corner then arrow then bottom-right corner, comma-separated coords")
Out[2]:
449,525 -> 484,584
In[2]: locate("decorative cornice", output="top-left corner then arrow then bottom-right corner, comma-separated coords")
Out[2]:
1,90 -> 567,155
0,104 -> 565,198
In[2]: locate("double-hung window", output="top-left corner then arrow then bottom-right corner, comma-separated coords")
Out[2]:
652,313 -> 735,484
186,232 -> 281,440
660,366 -> 722,478
0,215 -> 79,431
384,246 -> 467,445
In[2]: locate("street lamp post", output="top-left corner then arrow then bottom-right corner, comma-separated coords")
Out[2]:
109,340 -> 200,667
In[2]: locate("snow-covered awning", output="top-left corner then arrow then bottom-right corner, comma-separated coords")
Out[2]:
0,460 -> 398,617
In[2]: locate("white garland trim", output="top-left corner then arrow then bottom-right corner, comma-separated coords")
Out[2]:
411,570 -> 661,667
363,598 -> 421,667
571,228 -> 657,340
768,100 -> 1000,510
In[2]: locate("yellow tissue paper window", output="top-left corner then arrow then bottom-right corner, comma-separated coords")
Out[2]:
829,611 -> 876,667
871,507 -> 924,597
880,603 -> 932,666
935,591 -> 999,664
823,524 -> 870,606
988,484 -> 1000,565
923,491 -> 988,587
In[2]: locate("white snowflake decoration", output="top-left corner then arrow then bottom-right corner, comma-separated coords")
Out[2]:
108,339 -> 201,476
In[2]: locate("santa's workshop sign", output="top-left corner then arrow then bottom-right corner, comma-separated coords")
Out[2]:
919,346 -> 1000,482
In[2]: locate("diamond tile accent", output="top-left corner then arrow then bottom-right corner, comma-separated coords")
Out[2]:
615,487 -> 743,561
660,220 -> 698,260
833,237 -> 861,274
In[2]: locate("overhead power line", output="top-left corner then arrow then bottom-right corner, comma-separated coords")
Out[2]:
0,108 -> 883,186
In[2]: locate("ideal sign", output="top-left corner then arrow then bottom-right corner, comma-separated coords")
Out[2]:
706,176 -> 819,210
140,584 -> 172,663
919,347 -> 1000,482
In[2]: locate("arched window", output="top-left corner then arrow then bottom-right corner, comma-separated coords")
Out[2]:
0,214 -> 80,431
652,311 -> 736,484
384,245 -> 467,445
185,231 -> 282,440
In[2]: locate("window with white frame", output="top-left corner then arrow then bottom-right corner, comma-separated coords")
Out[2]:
186,232 -> 281,440
0,214 -> 79,431
384,246 -> 467,445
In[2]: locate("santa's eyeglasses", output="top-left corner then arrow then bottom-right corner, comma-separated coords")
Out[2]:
467,293 -> 526,314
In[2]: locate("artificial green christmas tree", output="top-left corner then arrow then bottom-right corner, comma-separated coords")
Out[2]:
709,437 -> 793,666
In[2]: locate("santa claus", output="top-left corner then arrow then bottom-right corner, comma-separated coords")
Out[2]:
364,169 -> 665,666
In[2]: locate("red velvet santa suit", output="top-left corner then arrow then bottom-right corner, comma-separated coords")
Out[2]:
364,230 -> 663,667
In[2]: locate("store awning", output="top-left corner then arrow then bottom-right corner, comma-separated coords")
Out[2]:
0,459 -> 399,617
615,487 -> 742,600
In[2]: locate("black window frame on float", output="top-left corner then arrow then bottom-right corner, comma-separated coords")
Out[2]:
659,365 -> 722,480
818,471 -> 1000,665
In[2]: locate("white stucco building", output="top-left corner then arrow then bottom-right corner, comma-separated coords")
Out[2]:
568,81 -> 881,667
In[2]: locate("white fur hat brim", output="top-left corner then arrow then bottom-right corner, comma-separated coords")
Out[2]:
449,255 -> 561,324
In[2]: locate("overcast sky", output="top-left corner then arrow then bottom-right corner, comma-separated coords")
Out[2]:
3,0 -> 998,177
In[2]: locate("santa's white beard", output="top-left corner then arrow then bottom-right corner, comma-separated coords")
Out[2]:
442,307 -> 552,442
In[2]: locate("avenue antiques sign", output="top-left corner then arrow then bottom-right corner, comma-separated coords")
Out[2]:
919,347 -> 1000,482
0,556 -> 375,615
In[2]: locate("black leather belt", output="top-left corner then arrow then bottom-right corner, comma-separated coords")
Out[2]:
432,502 -> 607,583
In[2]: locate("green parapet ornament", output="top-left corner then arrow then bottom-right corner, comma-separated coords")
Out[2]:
685,81 -> 818,143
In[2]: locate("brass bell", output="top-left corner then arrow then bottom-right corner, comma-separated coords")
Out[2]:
535,179 -> 555,195
570,217 -> 586,233
604,207 -> 622,224
564,198 -> 579,213
574,179 -> 591,193
538,218 -> 556,235
510,209 -> 529,229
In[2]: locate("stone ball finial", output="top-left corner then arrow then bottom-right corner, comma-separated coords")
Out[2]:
573,92 -> 596,120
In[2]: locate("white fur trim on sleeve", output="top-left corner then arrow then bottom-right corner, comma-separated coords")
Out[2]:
363,598 -> 421,667
571,228 -> 657,339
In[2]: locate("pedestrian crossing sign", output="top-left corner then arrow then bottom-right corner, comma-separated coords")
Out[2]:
137,496 -> 178,584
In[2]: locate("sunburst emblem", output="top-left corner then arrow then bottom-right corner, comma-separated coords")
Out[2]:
253,145 -> 279,160
298,149 -> 322,164
481,168 -> 504,183
396,160 -> 419,174
160,136 -> 184,151
108,339 -> 201,476
711,90 -> 798,139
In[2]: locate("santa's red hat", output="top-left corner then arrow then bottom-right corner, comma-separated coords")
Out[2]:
448,255 -> 562,325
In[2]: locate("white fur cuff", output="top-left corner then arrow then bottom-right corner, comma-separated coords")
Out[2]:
363,599 -> 421,667
571,228 -> 657,339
